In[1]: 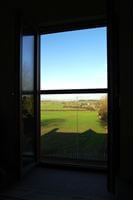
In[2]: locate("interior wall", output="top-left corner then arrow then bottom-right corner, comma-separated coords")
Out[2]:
0,7 -> 19,185
118,3 -> 133,181
113,0 -> 133,199
8,0 -> 107,24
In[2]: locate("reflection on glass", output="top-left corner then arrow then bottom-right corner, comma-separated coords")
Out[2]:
41,27 -> 107,90
22,36 -> 34,91
40,94 -> 108,161
22,95 -> 34,156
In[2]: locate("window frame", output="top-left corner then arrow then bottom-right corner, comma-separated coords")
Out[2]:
16,12 -> 119,192
39,20 -> 109,168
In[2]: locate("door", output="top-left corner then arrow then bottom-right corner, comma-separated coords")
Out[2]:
17,14 -> 118,192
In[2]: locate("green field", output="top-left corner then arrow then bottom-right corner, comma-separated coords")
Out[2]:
40,100 -> 107,161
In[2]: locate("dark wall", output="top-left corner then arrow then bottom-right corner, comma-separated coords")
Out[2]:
0,7 -> 19,186
118,3 -> 133,181
115,1 -> 133,199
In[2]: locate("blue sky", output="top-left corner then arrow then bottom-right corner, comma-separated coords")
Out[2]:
40,27 -> 107,100
41,27 -> 107,90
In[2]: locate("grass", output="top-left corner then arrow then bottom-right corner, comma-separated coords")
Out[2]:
41,110 -> 106,134
40,100 -> 107,162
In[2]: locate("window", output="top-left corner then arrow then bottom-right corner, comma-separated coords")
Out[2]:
40,27 -> 108,166
21,35 -> 36,166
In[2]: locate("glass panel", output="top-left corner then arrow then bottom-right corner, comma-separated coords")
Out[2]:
41,27 -> 107,90
22,95 -> 35,158
40,94 -> 108,162
22,36 -> 34,91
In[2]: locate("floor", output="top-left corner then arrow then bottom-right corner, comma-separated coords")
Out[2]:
0,166 -> 114,200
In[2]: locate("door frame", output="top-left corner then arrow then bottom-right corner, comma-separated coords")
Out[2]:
16,11 -> 119,193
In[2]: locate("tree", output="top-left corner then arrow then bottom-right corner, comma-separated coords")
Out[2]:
98,96 -> 107,127
22,96 -> 34,119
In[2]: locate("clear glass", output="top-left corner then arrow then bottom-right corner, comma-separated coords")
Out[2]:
40,93 -> 108,161
22,95 -> 34,156
22,36 -> 34,91
41,27 -> 107,90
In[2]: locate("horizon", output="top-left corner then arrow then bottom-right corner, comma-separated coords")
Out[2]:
41,93 -> 107,101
